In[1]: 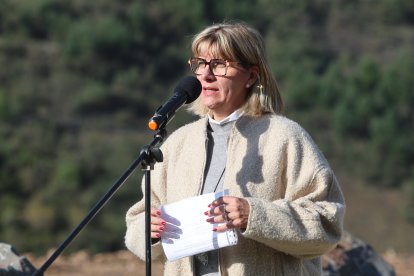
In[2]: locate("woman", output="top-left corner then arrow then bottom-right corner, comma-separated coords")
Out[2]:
125,22 -> 345,276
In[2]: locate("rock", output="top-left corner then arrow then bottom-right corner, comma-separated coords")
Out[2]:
322,232 -> 396,276
0,243 -> 36,276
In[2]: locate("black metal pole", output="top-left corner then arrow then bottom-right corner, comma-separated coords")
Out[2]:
140,133 -> 164,276
144,169 -> 152,276
31,132 -> 165,276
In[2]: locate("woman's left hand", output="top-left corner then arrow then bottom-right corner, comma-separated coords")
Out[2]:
205,196 -> 250,232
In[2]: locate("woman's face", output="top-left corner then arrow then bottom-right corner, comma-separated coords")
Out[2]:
195,51 -> 258,121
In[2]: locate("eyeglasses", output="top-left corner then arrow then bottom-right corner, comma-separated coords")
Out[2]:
188,57 -> 248,77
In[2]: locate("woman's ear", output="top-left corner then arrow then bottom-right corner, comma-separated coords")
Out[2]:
247,65 -> 260,87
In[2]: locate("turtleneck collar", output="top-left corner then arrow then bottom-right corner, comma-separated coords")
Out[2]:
208,109 -> 243,126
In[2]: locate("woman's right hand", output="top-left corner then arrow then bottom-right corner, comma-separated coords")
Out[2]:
151,207 -> 166,239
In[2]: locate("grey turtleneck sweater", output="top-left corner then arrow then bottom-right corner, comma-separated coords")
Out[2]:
194,121 -> 235,276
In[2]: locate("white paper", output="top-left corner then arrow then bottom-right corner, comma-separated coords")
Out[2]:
160,190 -> 238,261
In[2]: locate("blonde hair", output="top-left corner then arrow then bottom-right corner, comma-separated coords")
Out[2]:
188,22 -> 283,117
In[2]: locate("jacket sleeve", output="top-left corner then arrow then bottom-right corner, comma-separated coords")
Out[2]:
124,119 -> 205,262
124,178 -> 168,262
124,146 -> 170,262
242,128 -> 346,259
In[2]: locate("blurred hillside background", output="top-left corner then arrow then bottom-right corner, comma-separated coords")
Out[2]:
1,0 -> 413,257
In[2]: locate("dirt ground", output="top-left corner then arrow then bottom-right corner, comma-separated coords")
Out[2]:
26,249 -> 413,276
28,250 -> 163,276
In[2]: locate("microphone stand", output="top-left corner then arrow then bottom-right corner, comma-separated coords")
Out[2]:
31,129 -> 166,276
140,131 -> 164,276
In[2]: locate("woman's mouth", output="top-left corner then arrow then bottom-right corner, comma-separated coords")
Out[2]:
203,87 -> 219,96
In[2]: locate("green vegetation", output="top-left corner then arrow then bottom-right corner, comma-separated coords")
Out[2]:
1,0 -> 413,254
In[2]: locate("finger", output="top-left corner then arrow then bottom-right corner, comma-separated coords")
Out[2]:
224,204 -> 236,215
210,195 -> 237,207
221,198 -> 250,217
151,215 -> 166,226
209,213 -> 247,229
209,196 -> 228,207
151,231 -> 161,239
207,204 -> 228,216
221,204 -> 229,214
151,220 -> 166,239
151,222 -> 165,233
220,196 -> 239,205
213,221 -> 234,232
206,208 -> 236,224
206,213 -> 227,223
150,207 -> 161,217
209,196 -> 242,213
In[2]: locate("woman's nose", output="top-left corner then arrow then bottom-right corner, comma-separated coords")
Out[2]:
198,66 -> 216,80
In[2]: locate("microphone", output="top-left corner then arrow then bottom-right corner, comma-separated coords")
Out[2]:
148,76 -> 201,131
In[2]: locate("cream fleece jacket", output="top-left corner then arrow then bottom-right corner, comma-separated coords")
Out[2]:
125,114 -> 345,276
